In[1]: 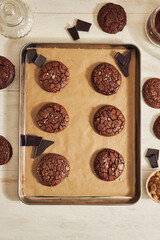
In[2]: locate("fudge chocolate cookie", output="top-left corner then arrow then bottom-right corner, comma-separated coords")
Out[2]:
39,61 -> 69,93
97,3 -> 127,34
143,78 -> 160,108
153,115 -> 160,139
91,62 -> 121,95
0,56 -> 15,89
0,136 -> 12,165
94,148 -> 124,181
36,103 -> 69,133
93,105 -> 125,136
37,153 -> 70,186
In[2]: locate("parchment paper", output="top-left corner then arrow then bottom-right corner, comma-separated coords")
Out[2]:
23,46 -> 135,197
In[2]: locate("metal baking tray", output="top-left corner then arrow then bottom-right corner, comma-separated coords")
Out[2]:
19,43 -> 141,205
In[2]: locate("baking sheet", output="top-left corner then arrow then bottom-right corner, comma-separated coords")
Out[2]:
19,43 -> 141,204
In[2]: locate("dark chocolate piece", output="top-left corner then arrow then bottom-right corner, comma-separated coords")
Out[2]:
21,134 -> 25,146
125,50 -> 131,64
34,54 -> 46,68
115,52 -> 128,66
34,139 -> 54,158
67,26 -> 80,40
146,148 -> 159,160
117,61 -> 129,77
26,135 -> 42,146
148,155 -> 158,168
76,19 -> 92,31
27,49 -> 38,63
115,50 -> 131,77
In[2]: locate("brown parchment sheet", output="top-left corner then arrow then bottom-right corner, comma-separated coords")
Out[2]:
23,46 -> 136,197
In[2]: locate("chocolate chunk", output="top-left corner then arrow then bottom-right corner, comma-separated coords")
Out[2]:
148,155 -> 158,168
115,52 -> 128,66
26,135 -> 42,146
34,139 -> 54,158
34,54 -> 46,68
146,148 -> 159,160
27,49 -> 38,63
21,134 -> 25,146
115,50 -> 131,77
125,50 -> 131,63
76,19 -> 92,31
116,61 -> 129,77
67,26 -> 80,40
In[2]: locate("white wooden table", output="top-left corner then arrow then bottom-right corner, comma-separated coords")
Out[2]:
0,0 -> 160,239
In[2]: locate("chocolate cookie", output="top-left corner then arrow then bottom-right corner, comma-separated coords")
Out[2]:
0,56 -> 15,89
97,3 -> 127,34
0,136 -> 12,165
37,153 -> 70,186
36,103 -> 69,133
153,115 -> 160,139
93,105 -> 125,136
94,148 -> 124,181
91,62 -> 121,95
39,61 -> 69,93
142,78 -> 160,108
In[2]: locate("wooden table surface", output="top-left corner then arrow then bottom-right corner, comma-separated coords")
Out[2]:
0,0 -> 160,239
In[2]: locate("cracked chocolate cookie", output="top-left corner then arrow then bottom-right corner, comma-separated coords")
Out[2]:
153,115 -> 160,139
93,105 -> 125,136
0,56 -> 15,89
94,148 -> 124,181
143,78 -> 160,108
97,3 -> 127,34
39,61 -> 69,93
91,62 -> 121,95
0,136 -> 12,165
37,153 -> 70,186
36,103 -> 69,133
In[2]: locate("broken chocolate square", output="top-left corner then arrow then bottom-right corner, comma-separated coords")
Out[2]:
148,155 -> 158,168
145,148 -> 159,168
34,54 -> 46,68
67,26 -> 80,40
76,19 -> 92,32
21,134 -> 25,146
114,52 -> 128,67
34,139 -> 54,158
26,135 -> 42,146
146,148 -> 159,160
27,49 -> 38,63
114,50 -> 131,77
124,50 -> 131,64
